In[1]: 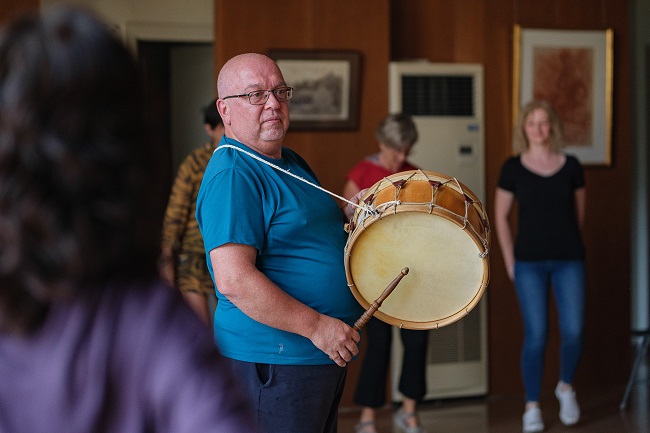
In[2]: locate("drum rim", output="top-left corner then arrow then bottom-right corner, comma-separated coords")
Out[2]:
356,169 -> 487,217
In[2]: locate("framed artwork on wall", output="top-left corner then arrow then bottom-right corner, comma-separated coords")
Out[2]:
512,25 -> 614,166
269,49 -> 362,130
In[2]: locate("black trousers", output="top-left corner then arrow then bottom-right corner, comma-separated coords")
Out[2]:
354,317 -> 429,408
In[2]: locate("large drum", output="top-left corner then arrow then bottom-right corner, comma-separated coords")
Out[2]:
344,170 -> 490,330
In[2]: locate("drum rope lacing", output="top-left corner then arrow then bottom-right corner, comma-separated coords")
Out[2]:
352,170 -> 490,258
216,144 -> 376,213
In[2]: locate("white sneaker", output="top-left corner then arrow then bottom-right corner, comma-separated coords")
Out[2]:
522,406 -> 544,432
555,381 -> 580,426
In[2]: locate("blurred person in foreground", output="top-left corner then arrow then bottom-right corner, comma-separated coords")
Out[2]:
196,53 -> 364,433
160,100 -> 224,325
0,6 -> 255,433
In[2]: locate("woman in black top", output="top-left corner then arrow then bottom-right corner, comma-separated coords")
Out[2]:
494,100 -> 586,433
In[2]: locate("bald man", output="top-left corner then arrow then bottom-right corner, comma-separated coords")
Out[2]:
196,53 -> 364,433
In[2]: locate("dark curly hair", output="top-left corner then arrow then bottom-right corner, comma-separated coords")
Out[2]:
0,7 -> 166,334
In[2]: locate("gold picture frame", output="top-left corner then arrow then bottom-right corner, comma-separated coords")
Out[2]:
512,25 -> 614,166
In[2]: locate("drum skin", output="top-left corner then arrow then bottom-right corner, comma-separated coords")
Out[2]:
344,170 -> 490,330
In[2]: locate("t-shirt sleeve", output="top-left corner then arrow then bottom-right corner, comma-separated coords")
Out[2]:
567,155 -> 586,189
497,157 -> 517,192
197,167 -> 266,255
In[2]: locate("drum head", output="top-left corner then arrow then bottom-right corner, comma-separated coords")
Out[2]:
345,210 -> 488,330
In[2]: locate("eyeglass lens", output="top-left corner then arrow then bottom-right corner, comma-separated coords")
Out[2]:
249,87 -> 293,104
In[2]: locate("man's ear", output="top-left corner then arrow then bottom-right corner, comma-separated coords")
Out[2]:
216,99 -> 231,125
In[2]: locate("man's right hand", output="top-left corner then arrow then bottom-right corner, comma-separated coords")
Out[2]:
309,314 -> 360,367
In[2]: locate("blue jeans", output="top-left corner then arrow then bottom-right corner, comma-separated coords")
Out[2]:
514,260 -> 585,403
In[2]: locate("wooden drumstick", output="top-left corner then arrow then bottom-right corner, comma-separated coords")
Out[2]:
353,267 -> 409,331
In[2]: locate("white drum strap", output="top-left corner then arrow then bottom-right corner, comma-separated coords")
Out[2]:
216,144 -> 369,212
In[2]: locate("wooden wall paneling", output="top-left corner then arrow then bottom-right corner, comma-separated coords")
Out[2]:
391,0 -> 455,61
0,0 -> 39,26
512,0 -> 558,28
214,0 -> 311,68
390,0 -> 487,62
482,1 -> 525,396
450,1 -> 486,63
514,0 -> 614,29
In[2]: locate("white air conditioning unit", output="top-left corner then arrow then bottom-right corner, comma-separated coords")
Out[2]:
388,61 -> 488,400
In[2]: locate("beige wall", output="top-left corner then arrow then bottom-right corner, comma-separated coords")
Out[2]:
38,0 -> 217,181
40,0 -> 213,46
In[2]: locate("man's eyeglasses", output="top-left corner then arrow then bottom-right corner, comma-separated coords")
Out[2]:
222,86 -> 293,105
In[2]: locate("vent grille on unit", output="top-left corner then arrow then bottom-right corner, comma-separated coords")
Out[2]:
426,302 -> 482,364
401,75 -> 474,116
389,62 -> 487,400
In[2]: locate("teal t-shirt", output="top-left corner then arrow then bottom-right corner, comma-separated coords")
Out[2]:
196,136 -> 362,365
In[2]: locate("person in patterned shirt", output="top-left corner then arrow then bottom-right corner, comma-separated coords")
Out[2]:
160,100 -> 224,325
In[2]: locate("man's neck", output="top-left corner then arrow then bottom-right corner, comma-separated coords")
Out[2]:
225,134 -> 283,159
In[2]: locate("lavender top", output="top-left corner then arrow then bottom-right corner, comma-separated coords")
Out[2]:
0,281 -> 255,433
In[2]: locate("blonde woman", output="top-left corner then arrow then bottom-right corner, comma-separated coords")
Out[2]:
494,100 -> 586,432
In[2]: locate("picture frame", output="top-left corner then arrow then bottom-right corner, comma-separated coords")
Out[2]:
512,25 -> 614,166
269,49 -> 361,130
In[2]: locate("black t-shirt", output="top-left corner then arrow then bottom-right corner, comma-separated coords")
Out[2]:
497,154 -> 585,261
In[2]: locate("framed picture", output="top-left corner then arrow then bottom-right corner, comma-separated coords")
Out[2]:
269,49 -> 361,130
512,25 -> 614,165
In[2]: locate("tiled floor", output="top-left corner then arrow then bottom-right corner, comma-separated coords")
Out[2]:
338,362 -> 649,433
